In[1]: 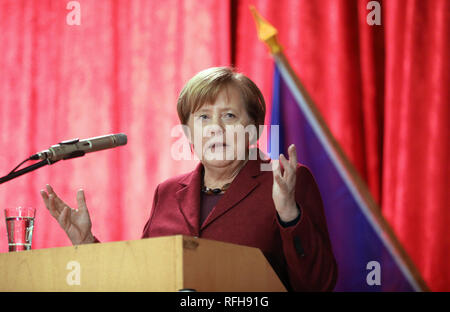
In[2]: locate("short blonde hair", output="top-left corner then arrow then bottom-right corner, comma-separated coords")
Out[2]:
177,67 -> 266,129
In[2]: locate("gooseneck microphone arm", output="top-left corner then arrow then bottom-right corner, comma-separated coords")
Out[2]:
0,159 -> 58,185
0,133 -> 127,185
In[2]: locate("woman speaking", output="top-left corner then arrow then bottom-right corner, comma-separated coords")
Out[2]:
40,67 -> 337,291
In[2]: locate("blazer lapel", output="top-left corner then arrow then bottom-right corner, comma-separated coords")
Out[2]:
175,162 -> 203,236
200,157 -> 262,230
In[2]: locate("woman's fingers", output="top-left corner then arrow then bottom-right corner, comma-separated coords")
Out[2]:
280,154 -> 295,184
272,159 -> 281,177
272,160 -> 289,192
277,145 -> 297,182
279,154 -> 292,178
58,206 -> 71,230
47,194 -> 61,219
76,189 -> 88,212
41,190 -> 59,219
40,189 -> 49,206
45,184 -> 55,196
288,144 -> 297,168
274,173 -> 288,194
45,184 -> 69,213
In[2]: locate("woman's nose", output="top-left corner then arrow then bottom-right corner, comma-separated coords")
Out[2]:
208,116 -> 224,135
206,124 -> 224,137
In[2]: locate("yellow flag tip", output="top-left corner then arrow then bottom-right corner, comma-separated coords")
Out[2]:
249,6 -> 283,54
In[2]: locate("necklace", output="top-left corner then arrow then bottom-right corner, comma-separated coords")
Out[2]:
201,159 -> 248,195
201,183 -> 231,195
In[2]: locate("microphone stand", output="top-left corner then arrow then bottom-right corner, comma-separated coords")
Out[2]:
0,159 -> 59,185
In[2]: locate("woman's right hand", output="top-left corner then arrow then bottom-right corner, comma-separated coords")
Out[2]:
40,184 -> 95,245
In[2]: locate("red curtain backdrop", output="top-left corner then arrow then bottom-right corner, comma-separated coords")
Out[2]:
0,0 -> 229,248
0,0 -> 448,291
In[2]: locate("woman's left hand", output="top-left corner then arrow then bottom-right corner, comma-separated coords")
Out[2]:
272,144 -> 300,222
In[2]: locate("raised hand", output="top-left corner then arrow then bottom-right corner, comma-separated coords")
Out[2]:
40,184 -> 95,245
272,144 -> 300,222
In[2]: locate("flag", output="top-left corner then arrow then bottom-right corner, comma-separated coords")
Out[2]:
251,7 -> 428,291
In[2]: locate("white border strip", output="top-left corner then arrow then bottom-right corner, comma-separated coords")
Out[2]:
275,57 -> 421,292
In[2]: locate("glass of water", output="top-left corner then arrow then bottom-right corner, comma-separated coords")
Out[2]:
4,206 -> 36,252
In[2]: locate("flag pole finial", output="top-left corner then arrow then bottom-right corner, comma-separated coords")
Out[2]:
250,6 -> 283,54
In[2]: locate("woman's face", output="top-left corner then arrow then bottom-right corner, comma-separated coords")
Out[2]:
187,85 -> 255,169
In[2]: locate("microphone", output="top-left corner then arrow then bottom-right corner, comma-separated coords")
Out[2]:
30,133 -> 127,161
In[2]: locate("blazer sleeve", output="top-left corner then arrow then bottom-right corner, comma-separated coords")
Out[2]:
276,164 -> 338,291
141,184 -> 160,238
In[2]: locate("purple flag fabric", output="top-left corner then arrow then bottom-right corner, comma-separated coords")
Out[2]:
270,61 -> 420,291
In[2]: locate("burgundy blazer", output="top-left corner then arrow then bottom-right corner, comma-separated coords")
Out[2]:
142,156 -> 338,291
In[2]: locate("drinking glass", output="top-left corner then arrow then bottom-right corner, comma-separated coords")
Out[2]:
4,206 -> 35,252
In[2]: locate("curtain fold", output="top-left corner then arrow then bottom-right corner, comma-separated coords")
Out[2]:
382,0 -> 450,291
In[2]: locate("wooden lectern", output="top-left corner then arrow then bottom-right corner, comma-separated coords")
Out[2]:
0,235 -> 287,292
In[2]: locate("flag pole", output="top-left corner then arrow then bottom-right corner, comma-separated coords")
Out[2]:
250,6 -> 429,292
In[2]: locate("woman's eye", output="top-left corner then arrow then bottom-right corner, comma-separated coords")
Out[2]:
224,113 -> 236,118
198,114 -> 208,120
